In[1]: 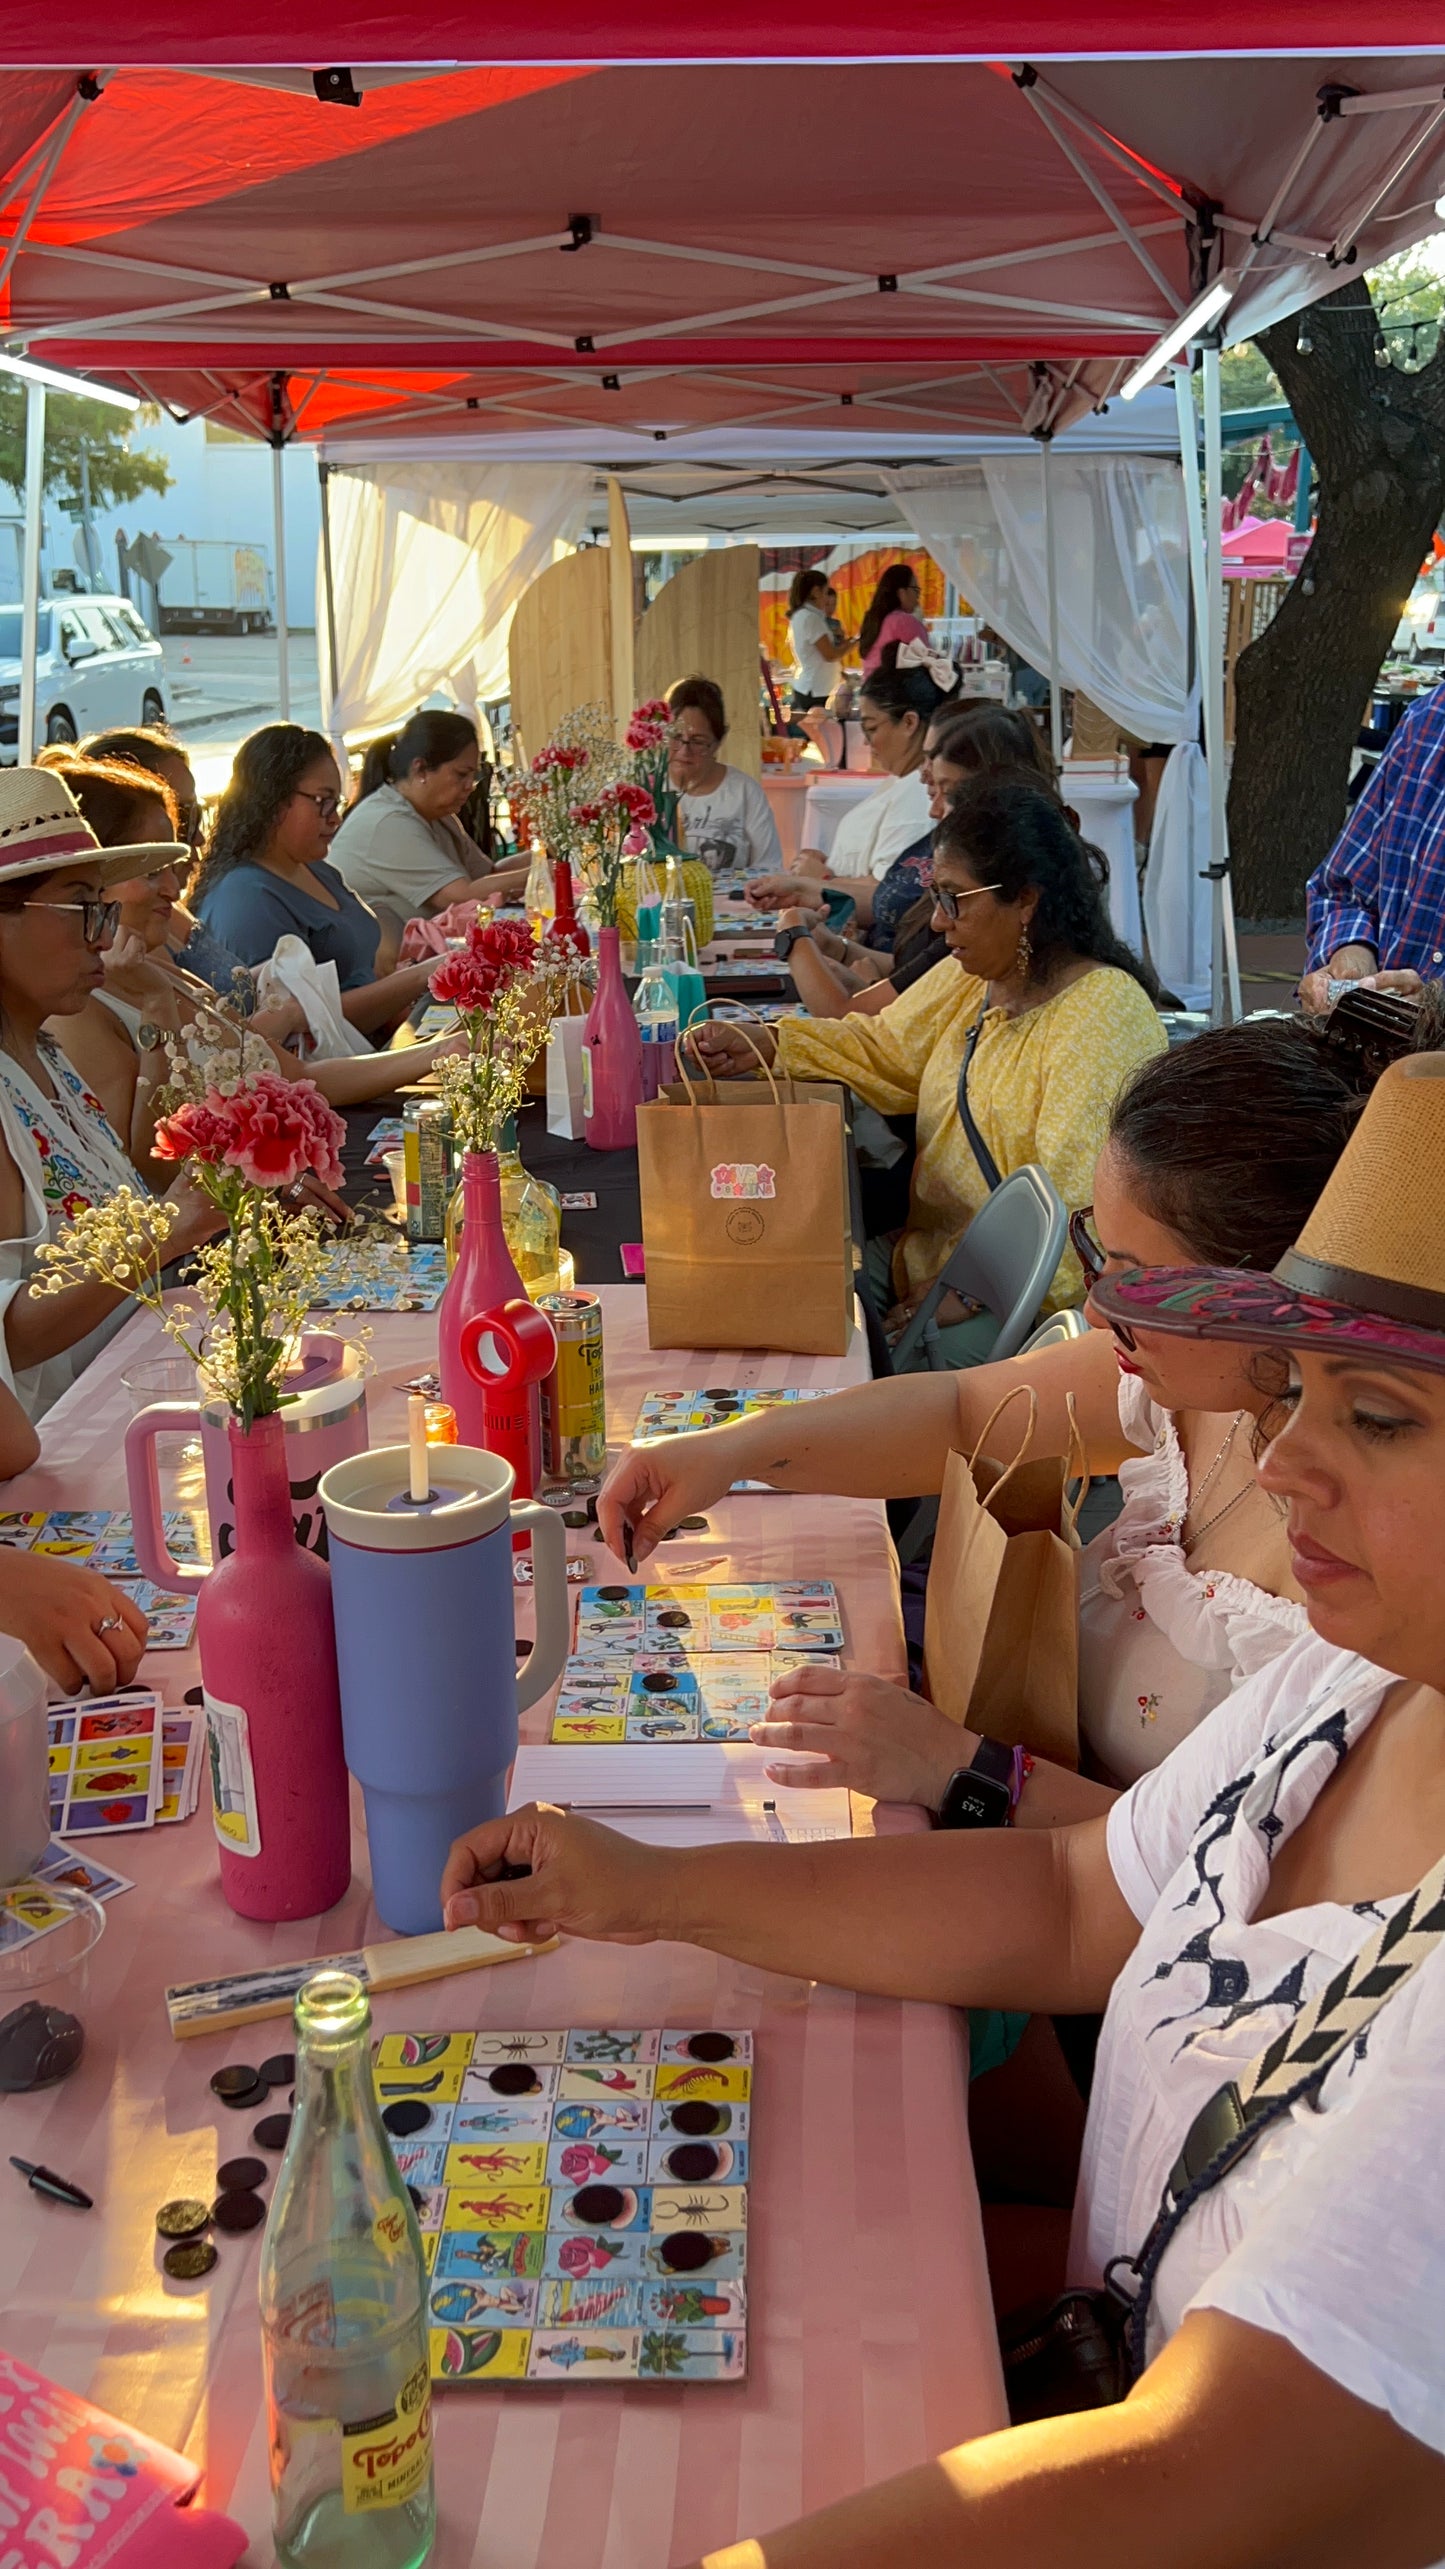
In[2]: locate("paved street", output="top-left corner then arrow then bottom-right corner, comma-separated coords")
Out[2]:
160,628 -> 323,794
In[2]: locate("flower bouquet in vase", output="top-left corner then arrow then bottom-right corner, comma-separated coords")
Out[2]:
37,1067 -> 353,1922
614,700 -> 714,948
427,920 -> 561,1445
572,778 -> 656,1150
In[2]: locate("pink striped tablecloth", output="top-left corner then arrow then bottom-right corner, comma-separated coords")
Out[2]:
0,1285 -> 1005,2566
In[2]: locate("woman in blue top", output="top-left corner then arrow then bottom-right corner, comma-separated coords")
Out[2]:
194,726 -> 438,1039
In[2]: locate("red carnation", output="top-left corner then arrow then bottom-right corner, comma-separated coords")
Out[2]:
152,1098 -> 233,1166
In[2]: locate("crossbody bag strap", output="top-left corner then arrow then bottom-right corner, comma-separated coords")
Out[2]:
1110,1844 -> 1445,2374
956,1013 -> 1003,1195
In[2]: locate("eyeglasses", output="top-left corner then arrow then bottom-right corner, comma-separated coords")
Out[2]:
1068,1204 -> 1106,1288
21,896 -> 121,946
175,800 -> 203,848
671,731 -> 716,753
931,878 -> 1002,920
294,788 -> 342,822
1070,1204 -> 1141,1349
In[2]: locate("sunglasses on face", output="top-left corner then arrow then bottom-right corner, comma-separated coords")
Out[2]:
1070,1204 -> 1140,1350
931,877 -> 1003,920
22,896 -> 122,946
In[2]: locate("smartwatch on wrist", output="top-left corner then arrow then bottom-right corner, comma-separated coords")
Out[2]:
773,923 -> 814,961
934,1737 -> 1015,1830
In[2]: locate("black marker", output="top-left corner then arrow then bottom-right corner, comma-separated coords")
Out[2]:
622,1518 -> 638,1574
10,2156 -> 93,2210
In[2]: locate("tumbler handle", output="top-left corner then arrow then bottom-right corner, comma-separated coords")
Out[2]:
123,1405 -> 208,1593
510,1499 -> 570,1713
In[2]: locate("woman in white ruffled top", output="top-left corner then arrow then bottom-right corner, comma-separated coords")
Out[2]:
599,1006 -> 1423,1811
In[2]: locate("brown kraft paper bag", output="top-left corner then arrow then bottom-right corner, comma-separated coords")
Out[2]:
636,1060 -> 854,1357
921,1386 -> 1085,1770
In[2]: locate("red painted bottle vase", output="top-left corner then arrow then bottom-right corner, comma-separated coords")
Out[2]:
583,922 -> 645,1151
195,1410 -> 351,1922
438,1149 -> 531,1452
546,853 -> 590,957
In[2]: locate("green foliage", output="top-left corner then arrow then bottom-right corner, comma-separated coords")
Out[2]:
0,387 -> 172,511
1368,246 -> 1445,372
1218,339 -> 1284,412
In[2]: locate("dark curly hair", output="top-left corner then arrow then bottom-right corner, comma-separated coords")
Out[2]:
193,724 -> 334,899
934,772 -> 1159,1000
1109,998 -> 1445,1272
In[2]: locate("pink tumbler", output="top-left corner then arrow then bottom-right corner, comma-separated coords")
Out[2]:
125,1333 -> 369,1583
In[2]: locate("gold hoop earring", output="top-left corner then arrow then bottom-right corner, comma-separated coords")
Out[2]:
1015,927 -> 1033,978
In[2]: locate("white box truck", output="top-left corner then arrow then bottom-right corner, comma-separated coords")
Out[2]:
156,540 -> 274,634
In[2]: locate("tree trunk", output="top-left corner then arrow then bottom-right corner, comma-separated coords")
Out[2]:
1228,278 -> 1445,921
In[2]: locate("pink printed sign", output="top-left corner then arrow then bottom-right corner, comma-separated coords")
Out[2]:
0,2353 -> 246,2568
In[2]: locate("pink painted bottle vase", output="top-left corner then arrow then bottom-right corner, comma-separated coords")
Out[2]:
437,1149 -> 529,1448
195,1409 -> 352,1922
583,922 -> 644,1151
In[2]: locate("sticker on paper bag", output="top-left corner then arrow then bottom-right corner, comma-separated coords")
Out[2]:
203,1691 -> 262,1858
709,1163 -> 776,1200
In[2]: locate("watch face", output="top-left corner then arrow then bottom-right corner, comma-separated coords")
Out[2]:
938,1771 -> 1012,1831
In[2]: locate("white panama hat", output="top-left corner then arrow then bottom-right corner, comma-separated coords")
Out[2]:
0,765 -> 182,888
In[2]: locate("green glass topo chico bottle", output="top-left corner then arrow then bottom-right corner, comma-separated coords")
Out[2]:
259,1969 -> 436,2567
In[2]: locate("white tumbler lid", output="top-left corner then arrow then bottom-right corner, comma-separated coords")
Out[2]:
319,1443 -> 516,1552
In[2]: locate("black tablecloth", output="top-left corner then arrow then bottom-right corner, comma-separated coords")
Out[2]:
339,1100 -> 642,1287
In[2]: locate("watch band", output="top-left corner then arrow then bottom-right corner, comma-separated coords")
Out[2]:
773,923 -> 813,961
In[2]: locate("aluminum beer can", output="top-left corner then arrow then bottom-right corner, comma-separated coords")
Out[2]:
403,1101 -> 453,1243
537,1290 -> 606,1481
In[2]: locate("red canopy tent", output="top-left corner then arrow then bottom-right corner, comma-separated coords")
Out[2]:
5,34 -> 1445,1014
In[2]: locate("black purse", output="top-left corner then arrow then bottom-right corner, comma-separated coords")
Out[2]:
999,1845 -> 1445,2422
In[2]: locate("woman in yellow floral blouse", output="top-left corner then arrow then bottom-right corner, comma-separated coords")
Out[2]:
691,775 -> 1165,1366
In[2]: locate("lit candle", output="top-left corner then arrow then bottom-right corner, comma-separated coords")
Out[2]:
407,1393 -> 430,1504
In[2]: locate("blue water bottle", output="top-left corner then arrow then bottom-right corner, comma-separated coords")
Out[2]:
319,1444 -> 571,1934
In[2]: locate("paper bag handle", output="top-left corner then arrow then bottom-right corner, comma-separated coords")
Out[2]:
1061,1391 -> 1093,1543
675,1008 -> 783,1108
965,1382 -> 1039,1517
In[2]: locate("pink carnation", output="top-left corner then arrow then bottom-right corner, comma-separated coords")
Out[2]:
152,1098 -> 233,1166
155,1075 -> 344,1192
429,916 -> 538,1015
633,698 -> 671,722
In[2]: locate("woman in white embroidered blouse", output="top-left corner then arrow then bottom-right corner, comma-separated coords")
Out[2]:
442,1050 -> 1445,2566
0,768 -> 219,1420
599,1013 -> 1412,1810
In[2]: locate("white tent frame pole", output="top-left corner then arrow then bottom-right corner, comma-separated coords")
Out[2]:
271,440 -> 291,719
318,461 -> 341,750
1326,106 -> 1445,262
1040,433 -> 1064,768
18,380 -> 45,766
1200,342 -> 1242,1026
1015,82 -> 1184,311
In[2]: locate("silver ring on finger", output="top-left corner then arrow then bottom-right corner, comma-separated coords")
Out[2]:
95,1615 -> 125,1633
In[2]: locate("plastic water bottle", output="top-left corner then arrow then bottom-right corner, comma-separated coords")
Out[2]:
633,937 -> 679,1099
260,1970 -> 435,2569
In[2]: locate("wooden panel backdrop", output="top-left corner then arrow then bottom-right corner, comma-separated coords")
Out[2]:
507,545 -> 612,758
635,544 -> 762,776
607,479 -> 636,720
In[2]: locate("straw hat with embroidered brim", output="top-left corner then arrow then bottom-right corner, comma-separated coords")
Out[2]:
0,766 -> 181,889
1092,1051 -> 1445,1377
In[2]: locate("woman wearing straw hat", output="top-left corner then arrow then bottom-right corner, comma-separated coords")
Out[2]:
444,1051 -> 1445,2565
0,766 -> 220,1419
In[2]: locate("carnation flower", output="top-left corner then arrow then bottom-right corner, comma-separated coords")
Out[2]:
154,1075 -> 344,1192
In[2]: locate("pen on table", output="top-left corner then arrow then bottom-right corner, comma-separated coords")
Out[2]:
560,1801 -> 713,1815
10,2156 -> 93,2210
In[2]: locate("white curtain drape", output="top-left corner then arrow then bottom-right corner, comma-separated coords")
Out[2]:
885,456 -> 1212,1008
318,461 -> 593,750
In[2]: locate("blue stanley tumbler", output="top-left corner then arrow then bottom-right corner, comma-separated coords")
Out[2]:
319,1443 -> 571,1934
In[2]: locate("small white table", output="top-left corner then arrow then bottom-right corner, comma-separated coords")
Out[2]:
801,771 -> 883,860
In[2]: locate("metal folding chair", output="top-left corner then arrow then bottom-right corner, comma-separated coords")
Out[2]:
885,1164 -> 1069,1374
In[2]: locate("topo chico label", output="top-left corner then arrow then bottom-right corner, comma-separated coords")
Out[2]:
341,2358 -> 432,2513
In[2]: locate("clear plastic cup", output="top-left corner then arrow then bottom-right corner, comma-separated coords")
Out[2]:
123,1351 -> 203,1471
0,1883 -> 106,2085
382,1150 -> 407,1218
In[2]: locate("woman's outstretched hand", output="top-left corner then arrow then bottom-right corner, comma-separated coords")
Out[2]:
442,1803 -> 682,1948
